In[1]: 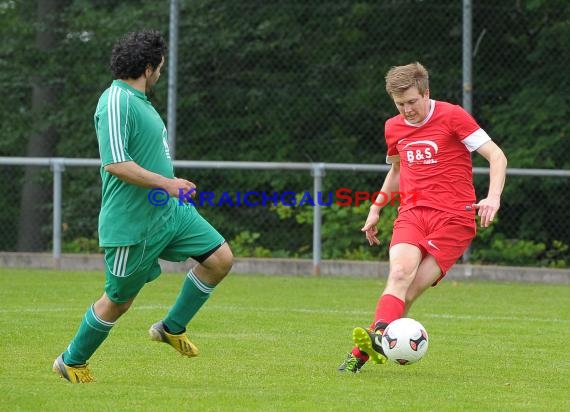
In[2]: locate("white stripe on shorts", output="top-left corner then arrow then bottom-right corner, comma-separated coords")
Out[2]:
113,246 -> 130,277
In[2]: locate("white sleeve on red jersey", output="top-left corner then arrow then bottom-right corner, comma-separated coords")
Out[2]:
461,128 -> 492,152
385,154 -> 400,164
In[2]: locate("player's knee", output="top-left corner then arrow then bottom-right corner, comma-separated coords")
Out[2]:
389,263 -> 414,285
218,243 -> 234,274
97,294 -> 133,321
207,243 -> 233,276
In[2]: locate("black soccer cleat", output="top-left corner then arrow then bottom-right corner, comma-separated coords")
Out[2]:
338,352 -> 367,373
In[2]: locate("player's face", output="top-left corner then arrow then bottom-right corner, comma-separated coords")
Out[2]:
145,57 -> 165,93
392,87 -> 430,124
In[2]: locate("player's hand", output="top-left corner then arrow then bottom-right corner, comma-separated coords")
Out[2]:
168,178 -> 197,199
361,210 -> 381,246
472,197 -> 500,227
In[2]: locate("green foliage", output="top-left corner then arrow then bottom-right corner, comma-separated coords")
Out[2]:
473,235 -> 546,266
540,240 -> 569,269
475,0 -> 570,170
471,221 -> 569,268
270,194 -> 397,260
61,236 -> 101,253
228,230 -> 272,258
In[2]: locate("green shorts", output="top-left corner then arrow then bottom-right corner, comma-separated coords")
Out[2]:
103,204 -> 225,303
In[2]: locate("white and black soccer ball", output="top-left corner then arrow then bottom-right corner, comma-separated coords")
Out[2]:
381,318 -> 429,365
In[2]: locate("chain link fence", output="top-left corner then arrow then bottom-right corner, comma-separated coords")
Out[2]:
0,0 -> 568,267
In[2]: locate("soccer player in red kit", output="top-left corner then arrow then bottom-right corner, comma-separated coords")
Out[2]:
338,62 -> 507,372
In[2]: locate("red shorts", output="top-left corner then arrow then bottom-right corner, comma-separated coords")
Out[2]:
390,206 -> 476,282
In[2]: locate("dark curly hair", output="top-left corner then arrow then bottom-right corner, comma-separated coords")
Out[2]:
110,30 -> 168,79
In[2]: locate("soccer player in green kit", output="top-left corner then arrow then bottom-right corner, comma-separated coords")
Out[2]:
53,30 -> 233,383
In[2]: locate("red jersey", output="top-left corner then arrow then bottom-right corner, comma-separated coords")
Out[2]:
385,100 -> 491,217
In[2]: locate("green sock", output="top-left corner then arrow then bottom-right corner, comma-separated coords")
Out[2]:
163,269 -> 214,334
63,305 -> 115,365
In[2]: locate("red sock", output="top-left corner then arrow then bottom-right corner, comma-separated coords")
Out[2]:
371,294 -> 405,331
351,346 -> 369,361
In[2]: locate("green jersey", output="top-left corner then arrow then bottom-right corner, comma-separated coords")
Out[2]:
95,80 -> 174,246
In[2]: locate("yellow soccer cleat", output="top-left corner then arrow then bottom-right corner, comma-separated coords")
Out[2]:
149,321 -> 199,357
52,354 -> 95,383
352,327 -> 388,365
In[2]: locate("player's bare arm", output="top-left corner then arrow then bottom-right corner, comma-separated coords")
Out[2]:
105,161 -> 196,198
362,160 -> 401,245
472,141 -> 507,227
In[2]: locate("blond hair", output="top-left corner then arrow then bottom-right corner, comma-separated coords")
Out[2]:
385,62 -> 429,97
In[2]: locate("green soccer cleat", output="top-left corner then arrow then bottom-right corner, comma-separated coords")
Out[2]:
352,327 -> 388,365
52,354 -> 95,383
149,321 -> 199,357
338,352 -> 367,373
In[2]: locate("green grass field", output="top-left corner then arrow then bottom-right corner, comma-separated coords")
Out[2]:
1,268 -> 569,411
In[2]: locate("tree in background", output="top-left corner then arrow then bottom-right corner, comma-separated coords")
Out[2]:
13,0 -> 70,251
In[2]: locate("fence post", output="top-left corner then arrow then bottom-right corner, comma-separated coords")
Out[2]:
462,0 -> 473,264
167,0 -> 179,159
51,158 -> 65,269
311,163 -> 325,276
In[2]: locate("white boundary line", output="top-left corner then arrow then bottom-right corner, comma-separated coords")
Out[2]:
1,304 -> 568,324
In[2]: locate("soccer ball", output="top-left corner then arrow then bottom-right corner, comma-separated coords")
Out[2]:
381,318 -> 429,365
